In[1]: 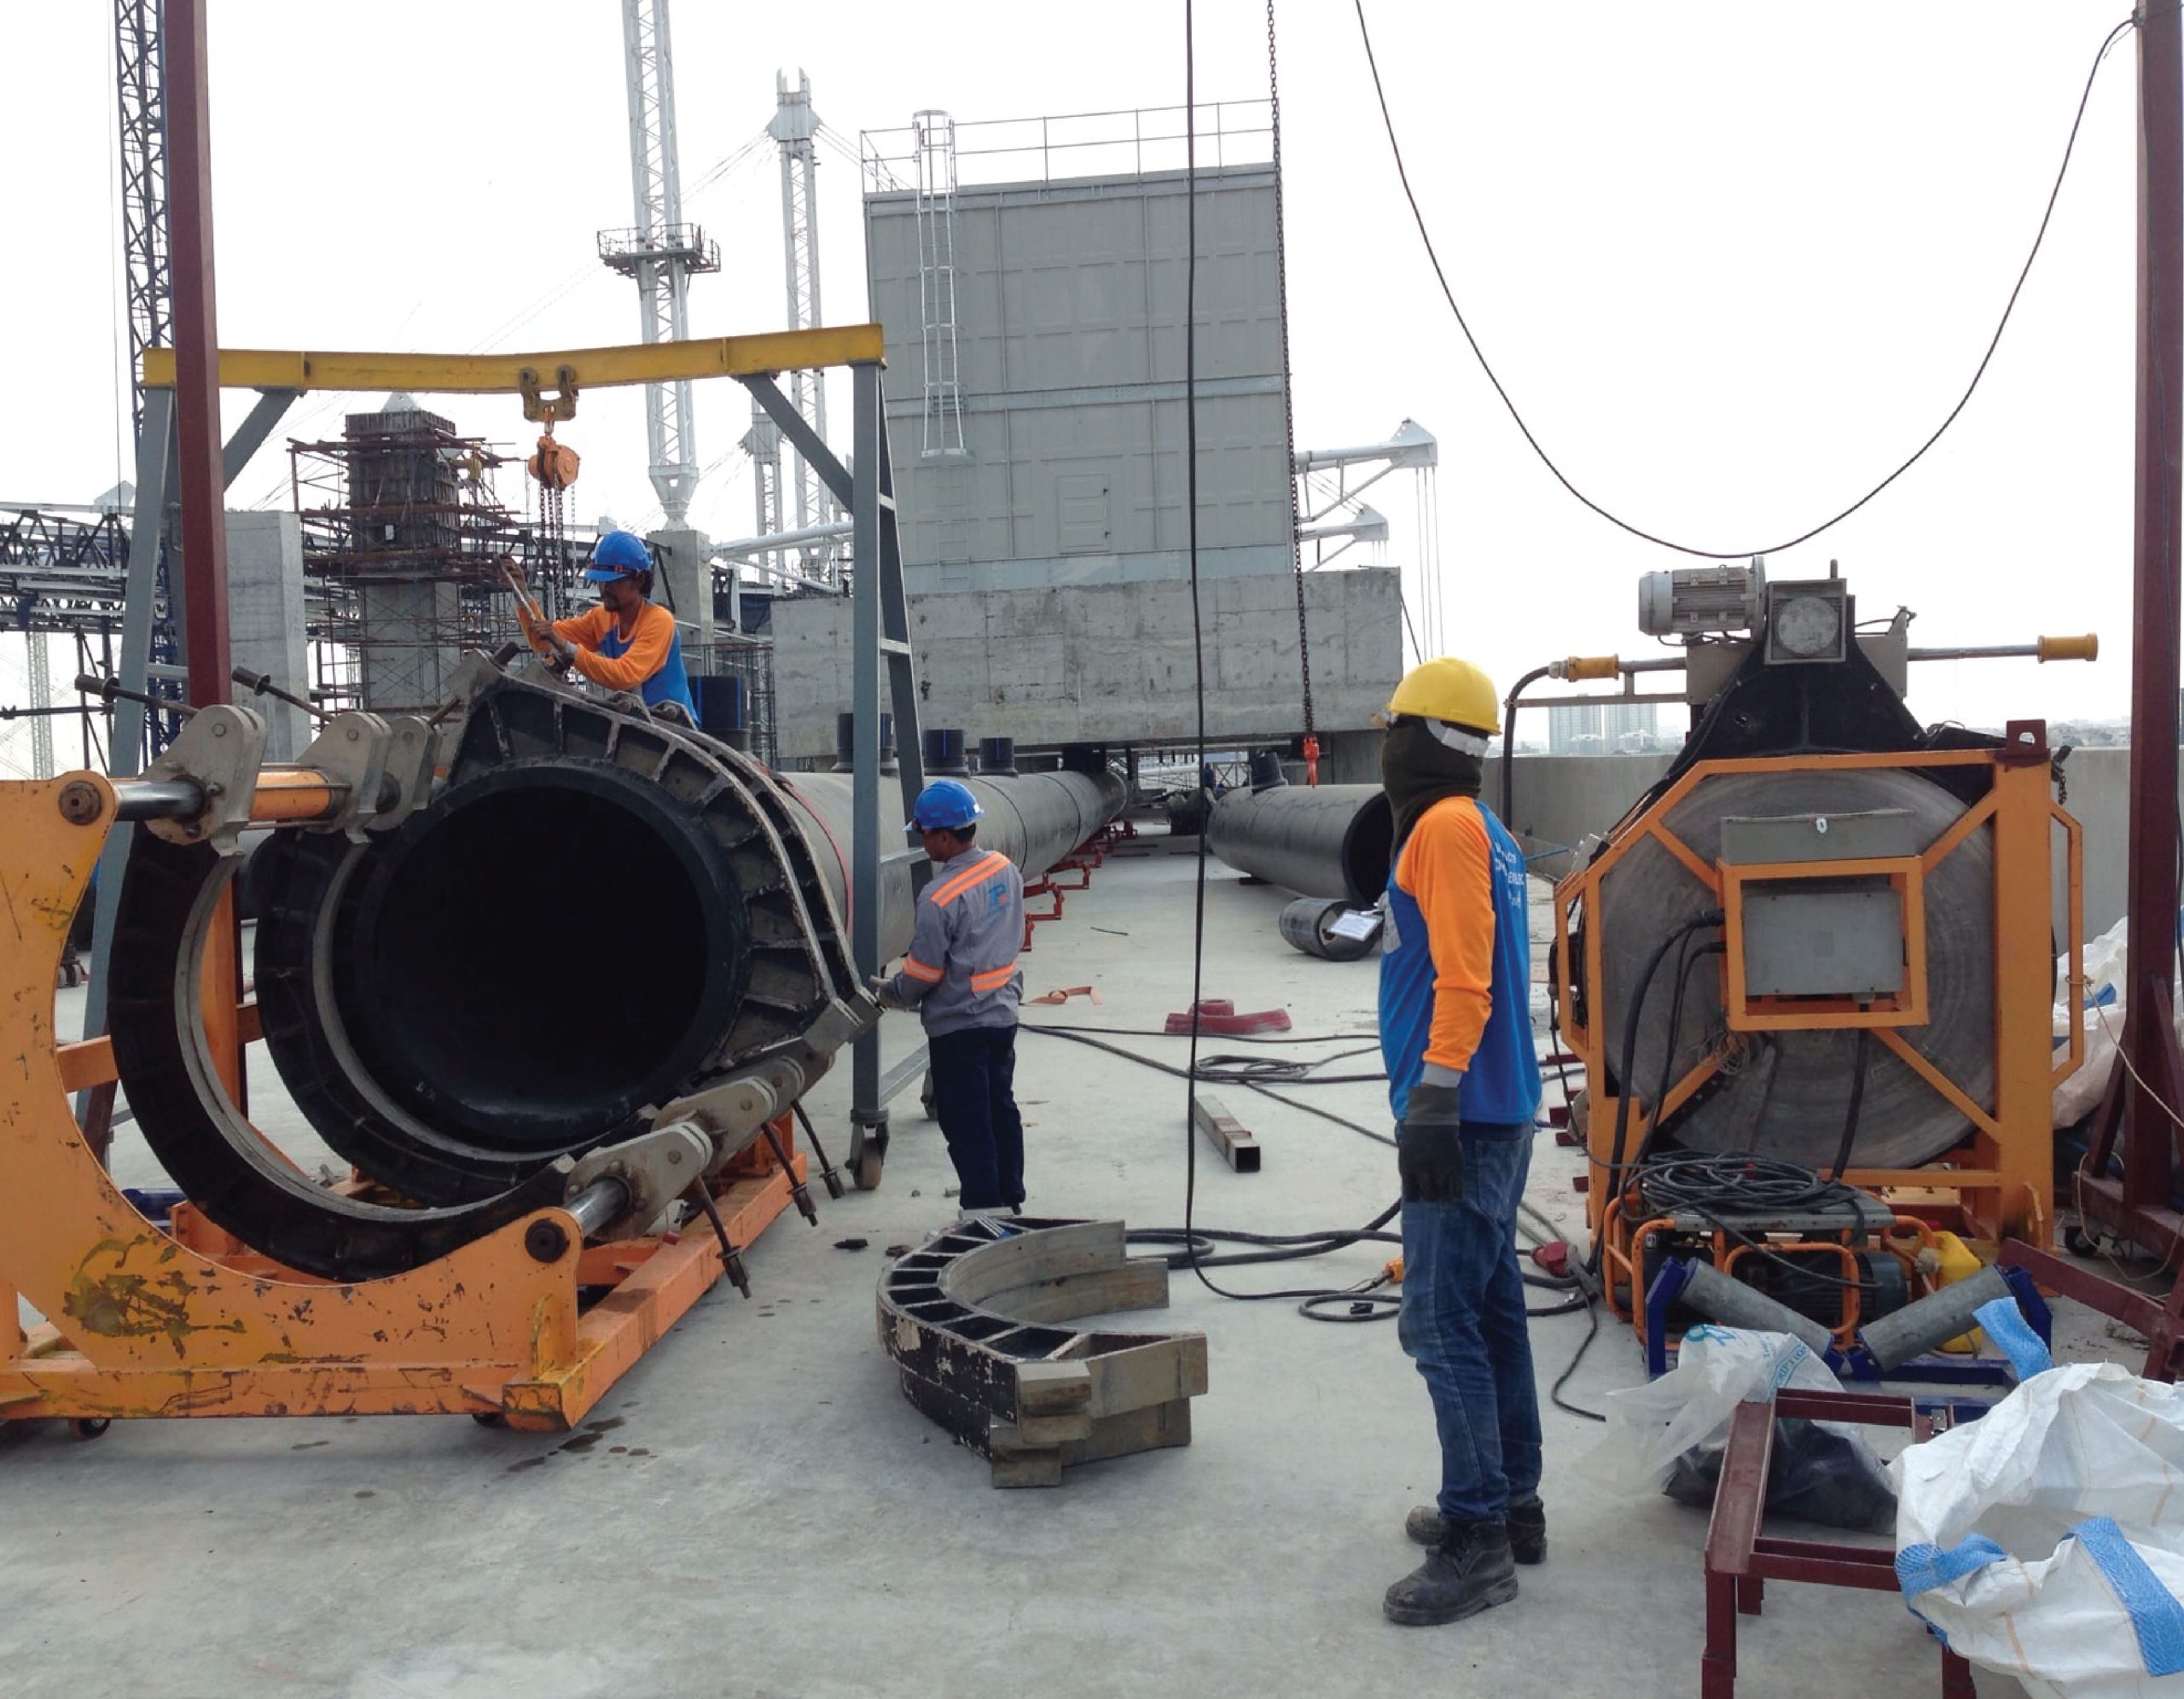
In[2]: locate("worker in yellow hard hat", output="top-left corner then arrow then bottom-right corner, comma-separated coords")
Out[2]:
1375,655 -> 1546,1629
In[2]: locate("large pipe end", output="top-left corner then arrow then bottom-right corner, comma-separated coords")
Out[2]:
349,765 -> 750,1149
1340,792 -> 1395,907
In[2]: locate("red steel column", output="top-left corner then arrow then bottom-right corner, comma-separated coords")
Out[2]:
165,0 -> 244,1108
2123,7 -> 2184,1209
166,0 -> 231,708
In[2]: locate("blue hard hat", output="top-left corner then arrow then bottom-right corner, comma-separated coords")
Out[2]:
907,777 -> 983,835
584,529 -> 652,582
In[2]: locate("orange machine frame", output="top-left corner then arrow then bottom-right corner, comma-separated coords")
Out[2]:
1554,743 -> 2084,1341
1,772 -> 802,1432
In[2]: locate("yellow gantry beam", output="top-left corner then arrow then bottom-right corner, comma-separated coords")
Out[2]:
139,324 -> 886,393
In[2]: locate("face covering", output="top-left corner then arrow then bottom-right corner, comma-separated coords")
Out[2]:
1381,716 -> 1484,849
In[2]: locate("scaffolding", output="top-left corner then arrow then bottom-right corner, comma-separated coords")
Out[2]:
698,631 -> 780,768
769,71 -> 838,573
288,406 -> 557,717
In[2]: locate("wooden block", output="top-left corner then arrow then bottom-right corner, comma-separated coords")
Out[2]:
1014,1359 -> 1094,1417
1083,1335 -> 1211,1415
990,1448 -> 1064,1488
987,1260 -> 1171,1325
1060,1398 -> 1194,1465
990,1409 -> 1097,1448
939,1221 -> 1127,1306
1192,1093 -> 1261,1172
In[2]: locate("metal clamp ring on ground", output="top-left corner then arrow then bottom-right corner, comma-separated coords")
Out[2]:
877,1217 -> 1208,1487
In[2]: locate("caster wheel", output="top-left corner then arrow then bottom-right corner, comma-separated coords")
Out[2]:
855,1147 -> 885,1191
70,1418 -> 111,1441
471,1411 -> 508,1428
2065,1225 -> 2097,1258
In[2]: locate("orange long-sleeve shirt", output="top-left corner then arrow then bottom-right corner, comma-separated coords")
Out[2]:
1393,796 -> 1496,1074
549,603 -> 677,693
1380,794 -> 1541,1124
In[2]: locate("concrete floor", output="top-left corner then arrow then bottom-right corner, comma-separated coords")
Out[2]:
2,833 -> 2140,1697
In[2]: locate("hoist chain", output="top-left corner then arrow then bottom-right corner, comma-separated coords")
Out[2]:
529,426 -> 573,625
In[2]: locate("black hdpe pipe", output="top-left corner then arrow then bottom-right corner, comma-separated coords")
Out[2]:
1205,783 -> 1394,908
193,676 -> 1130,1278
779,767 -> 1126,962
1278,895 -> 1378,962
318,745 -> 1121,1172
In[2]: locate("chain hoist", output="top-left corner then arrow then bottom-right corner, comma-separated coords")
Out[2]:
1267,0 -> 1318,783
520,364 -> 582,624
526,422 -> 581,621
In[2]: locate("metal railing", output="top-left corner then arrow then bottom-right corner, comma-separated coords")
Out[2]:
861,101 -> 1273,195
595,223 -> 722,276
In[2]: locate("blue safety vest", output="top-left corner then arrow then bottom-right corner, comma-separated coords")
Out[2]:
1378,796 -> 1542,1126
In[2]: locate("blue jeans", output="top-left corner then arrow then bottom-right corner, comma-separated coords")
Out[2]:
1397,1120 -> 1543,1525
927,1025 -> 1025,1211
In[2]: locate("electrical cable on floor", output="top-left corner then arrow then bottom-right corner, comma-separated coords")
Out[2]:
1022,1022 -> 1398,1146
1024,1021 -> 1381,1046
1126,1201 -> 1586,1326
1351,0 -> 2136,560
1548,1300 -> 1606,1423
1634,1153 -> 1881,1293
1019,1026 -> 1380,1085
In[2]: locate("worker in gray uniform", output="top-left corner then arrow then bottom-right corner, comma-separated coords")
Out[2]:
873,779 -> 1029,1214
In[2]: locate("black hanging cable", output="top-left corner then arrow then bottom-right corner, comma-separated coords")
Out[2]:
1828,1028 -> 1870,1182
1352,1 -> 2136,560
1172,8 -> 1395,1318
1179,0 -> 1234,1302
1266,0 -> 1317,757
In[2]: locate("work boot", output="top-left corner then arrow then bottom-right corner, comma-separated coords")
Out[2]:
1383,1520 -> 1519,1626
1405,1496 -> 1547,1564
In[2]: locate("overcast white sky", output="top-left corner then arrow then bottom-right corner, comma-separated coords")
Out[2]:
0,0 -> 2158,738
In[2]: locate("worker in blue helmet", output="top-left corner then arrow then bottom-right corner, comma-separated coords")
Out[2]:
870,778 -> 1030,1217
516,529 -> 696,719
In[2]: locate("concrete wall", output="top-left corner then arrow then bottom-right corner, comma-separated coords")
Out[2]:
224,510 -> 311,761
646,524 -> 713,656
770,567 -> 1403,759
2048,747 -> 2176,939
1489,753 -> 1678,867
357,581 -> 460,719
865,166 -> 1291,591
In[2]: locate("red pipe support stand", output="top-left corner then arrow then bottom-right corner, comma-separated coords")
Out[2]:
2024,6 -> 2184,1359
1701,1389 -> 1974,1698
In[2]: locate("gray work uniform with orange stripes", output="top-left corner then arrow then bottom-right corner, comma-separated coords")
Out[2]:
885,844 -> 1025,1036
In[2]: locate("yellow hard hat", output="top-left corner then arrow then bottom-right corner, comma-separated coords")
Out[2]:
1385,656 -> 1501,734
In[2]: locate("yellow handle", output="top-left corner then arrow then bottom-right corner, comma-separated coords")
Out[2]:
1560,655 -> 1621,681
2037,633 -> 2099,663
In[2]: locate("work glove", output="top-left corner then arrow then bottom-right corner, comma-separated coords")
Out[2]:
864,972 -> 907,1012
1396,1081 -> 1464,1203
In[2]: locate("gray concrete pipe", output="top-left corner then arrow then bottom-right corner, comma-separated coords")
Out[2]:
779,767 -> 1128,960
1857,1266 -> 2013,1370
1205,783 -> 1394,907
